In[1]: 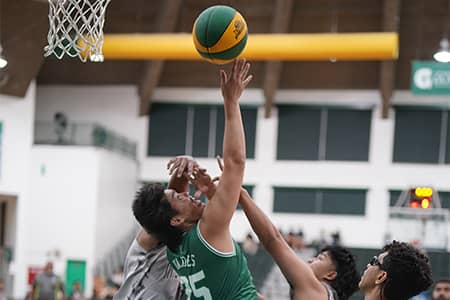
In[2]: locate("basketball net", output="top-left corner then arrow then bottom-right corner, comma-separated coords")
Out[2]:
45,0 -> 111,62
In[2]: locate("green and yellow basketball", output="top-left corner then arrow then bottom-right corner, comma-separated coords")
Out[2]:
192,5 -> 248,64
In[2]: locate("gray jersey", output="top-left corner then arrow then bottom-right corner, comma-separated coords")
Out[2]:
113,238 -> 184,300
322,282 -> 339,300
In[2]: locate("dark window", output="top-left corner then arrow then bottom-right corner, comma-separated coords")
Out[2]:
446,111 -> 450,164
438,192 -> 450,209
243,109 -> 257,159
393,107 -> 442,163
243,185 -> 254,197
273,187 -> 318,213
326,109 -> 371,161
148,104 -> 187,156
236,185 -> 254,210
274,187 -> 366,215
148,104 -> 257,158
389,190 -> 402,207
277,106 -> 371,161
277,106 -> 321,160
321,189 -> 366,215
215,107 -> 257,158
192,106 -> 211,157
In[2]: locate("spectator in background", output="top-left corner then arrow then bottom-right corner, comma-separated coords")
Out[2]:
285,231 -> 305,250
0,278 -> 6,300
30,262 -> 65,300
432,279 -> 450,300
53,112 -> 68,144
92,126 -> 107,147
311,229 -> 329,256
108,267 -> 123,290
242,233 -> 259,255
68,282 -> 85,300
285,231 -> 296,248
331,231 -> 341,246
92,275 -> 115,300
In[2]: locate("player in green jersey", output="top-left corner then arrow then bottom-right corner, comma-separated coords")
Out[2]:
132,58 -> 258,300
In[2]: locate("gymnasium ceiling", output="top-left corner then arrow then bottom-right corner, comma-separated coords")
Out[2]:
1,0 -> 450,117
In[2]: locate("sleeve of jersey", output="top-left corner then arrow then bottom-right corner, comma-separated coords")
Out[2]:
193,222 -> 237,257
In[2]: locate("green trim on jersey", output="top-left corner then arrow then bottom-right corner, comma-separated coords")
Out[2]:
196,223 -> 236,257
167,223 -> 258,300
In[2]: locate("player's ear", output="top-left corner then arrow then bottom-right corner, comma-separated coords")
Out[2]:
324,270 -> 337,281
170,216 -> 184,227
375,271 -> 388,285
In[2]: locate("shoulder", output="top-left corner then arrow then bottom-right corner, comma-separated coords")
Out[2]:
293,281 -> 329,300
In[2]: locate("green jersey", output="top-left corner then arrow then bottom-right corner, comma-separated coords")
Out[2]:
167,223 -> 258,300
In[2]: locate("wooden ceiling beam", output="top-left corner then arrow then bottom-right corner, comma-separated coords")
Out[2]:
263,0 -> 293,118
138,0 -> 182,116
379,0 -> 400,119
0,0 -> 48,98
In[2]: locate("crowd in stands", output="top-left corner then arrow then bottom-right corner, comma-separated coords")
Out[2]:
1,229 -> 449,299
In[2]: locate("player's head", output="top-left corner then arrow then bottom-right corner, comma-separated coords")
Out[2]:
432,279 -> 450,300
308,245 -> 360,300
359,241 -> 432,300
44,261 -> 54,274
132,183 -> 205,250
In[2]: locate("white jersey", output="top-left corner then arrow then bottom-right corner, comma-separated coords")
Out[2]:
322,282 -> 339,300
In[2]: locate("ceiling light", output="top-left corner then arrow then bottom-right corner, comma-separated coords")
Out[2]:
434,38 -> 450,63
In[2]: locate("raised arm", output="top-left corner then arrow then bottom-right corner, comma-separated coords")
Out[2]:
199,59 -> 253,251
239,189 -> 326,299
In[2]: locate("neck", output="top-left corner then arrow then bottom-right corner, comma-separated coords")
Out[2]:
364,287 -> 384,300
181,221 -> 196,233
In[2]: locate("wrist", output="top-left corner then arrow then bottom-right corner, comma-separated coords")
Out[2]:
205,182 -> 217,198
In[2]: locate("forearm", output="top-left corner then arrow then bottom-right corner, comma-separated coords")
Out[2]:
204,182 -> 217,200
223,102 -> 246,168
239,189 -> 283,248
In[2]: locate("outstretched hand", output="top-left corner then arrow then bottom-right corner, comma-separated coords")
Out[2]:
220,58 -> 252,103
191,156 -> 224,199
167,155 -> 199,178
191,168 -> 214,199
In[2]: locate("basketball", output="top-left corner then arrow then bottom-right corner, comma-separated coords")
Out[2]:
192,5 -> 248,64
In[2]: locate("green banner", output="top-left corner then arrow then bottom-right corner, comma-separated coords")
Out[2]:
412,61 -> 450,94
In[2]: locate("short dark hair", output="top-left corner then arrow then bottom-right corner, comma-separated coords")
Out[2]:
381,241 -> 433,300
322,245 -> 360,300
132,183 -> 183,251
432,279 -> 450,291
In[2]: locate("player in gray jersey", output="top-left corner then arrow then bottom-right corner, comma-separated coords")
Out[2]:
113,156 -> 194,300
113,230 -> 185,300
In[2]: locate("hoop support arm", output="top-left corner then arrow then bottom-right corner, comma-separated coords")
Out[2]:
93,32 -> 398,61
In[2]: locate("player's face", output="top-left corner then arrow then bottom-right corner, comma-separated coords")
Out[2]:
359,252 -> 388,291
433,282 -> 450,300
165,189 -> 205,225
308,251 -> 336,280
